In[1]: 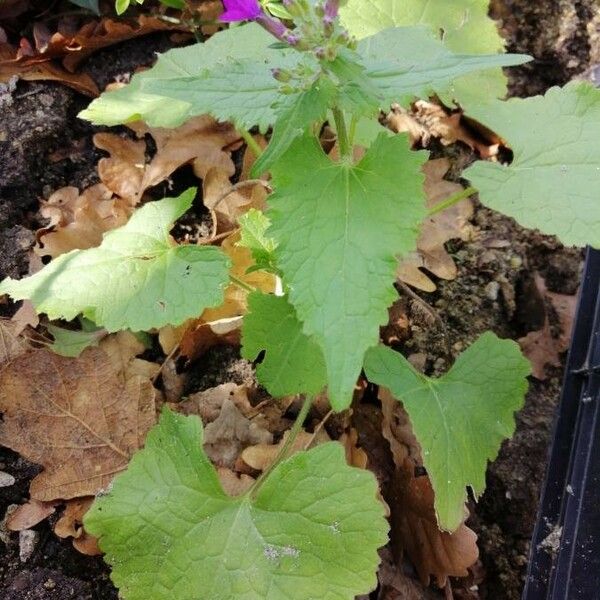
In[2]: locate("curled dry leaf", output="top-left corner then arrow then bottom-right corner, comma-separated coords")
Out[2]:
0,42 -> 98,96
398,158 -> 474,292
1,16 -> 183,95
387,101 -> 499,159
379,389 -> 479,588
242,427 -> 332,472
175,382 -> 253,422
203,399 -> 273,469
519,273 -> 577,380
0,345 -> 156,501
36,184 -> 131,258
55,497 -> 100,556
38,115 -> 243,258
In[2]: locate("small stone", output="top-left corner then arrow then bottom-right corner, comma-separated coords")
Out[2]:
485,281 -> 500,301
0,471 -> 15,487
19,529 -> 38,563
44,579 -> 56,590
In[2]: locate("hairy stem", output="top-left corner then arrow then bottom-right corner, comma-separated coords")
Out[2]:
428,186 -> 477,216
332,108 -> 351,159
239,128 -> 264,159
249,395 -> 313,498
229,274 -> 255,293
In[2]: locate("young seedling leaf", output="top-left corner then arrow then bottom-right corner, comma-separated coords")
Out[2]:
242,292 -> 327,397
268,133 -> 427,410
80,24 -> 299,131
85,409 -> 389,600
0,190 -> 230,332
341,0 -> 519,107
238,209 -> 278,273
251,78 -> 337,176
356,27 -> 529,109
465,82 -> 600,248
364,332 -> 530,531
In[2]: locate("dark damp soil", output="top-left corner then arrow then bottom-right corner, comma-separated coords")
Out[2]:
0,1 -> 598,598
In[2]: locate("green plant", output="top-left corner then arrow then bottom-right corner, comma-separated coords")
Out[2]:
2,0 -> 600,597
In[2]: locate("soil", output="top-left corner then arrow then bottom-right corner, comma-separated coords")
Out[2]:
0,1 -> 597,599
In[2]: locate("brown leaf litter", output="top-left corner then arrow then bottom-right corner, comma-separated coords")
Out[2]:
379,388 -> 479,588
519,273 -> 577,380
398,158 -> 474,292
0,15 -> 186,95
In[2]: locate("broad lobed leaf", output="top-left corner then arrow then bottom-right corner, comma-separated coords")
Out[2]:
0,190 -> 230,332
364,332 -> 530,531
80,24 -> 299,131
341,0 -> 517,108
357,27 -> 529,109
85,408 -> 389,600
465,81 -> 600,248
268,133 -> 427,410
241,292 -> 327,397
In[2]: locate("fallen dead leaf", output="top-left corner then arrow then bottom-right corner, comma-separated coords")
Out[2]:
380,389 -> 479,588
519,273 -> 577,380
203,398 -> 273,469
398,158 -> 474,292
6,499 -> 56,531
0,346 -> 156,501
0,318 -> 29,369
387,100 -> 499,159
175,382 -> 253,422
242,427 -> 331,472
0,42 -> 98,95
36,183 -> 131,258
217,467 -> 254,497
55,497 -> 100,556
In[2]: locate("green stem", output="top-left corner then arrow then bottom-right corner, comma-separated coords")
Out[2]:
229,275 -> 255,293
428,186 -> 477,216
249,395 -> 313,498
332,108 -> 351,159
239,127 -> 263,158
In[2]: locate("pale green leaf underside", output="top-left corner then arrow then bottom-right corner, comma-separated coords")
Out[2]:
0,190 -> 230,332
465,82 -> 600,248
242,292 -> 327,397
79,24 -> 297,130
47,324 -> 104,358
364,332 -> 530,531
85,409 -> 389,600
268,133 -> 427,410
342,0 -> 515,107
357,27 -> 529,108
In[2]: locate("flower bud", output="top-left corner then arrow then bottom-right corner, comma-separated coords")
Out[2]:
256,14 -> 288,40
271,68 -> 293,82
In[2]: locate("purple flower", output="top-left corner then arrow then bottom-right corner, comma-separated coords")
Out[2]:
219,0 -> 263,22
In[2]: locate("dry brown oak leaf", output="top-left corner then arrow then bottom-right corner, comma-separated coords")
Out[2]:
0,16 -> 184,95
397,158 -> 474,292
35,183 -> 131,259
0,346 -> 155,502
95,115 -> 241,206
380,389 -> 478,588
519,273 -> 577,380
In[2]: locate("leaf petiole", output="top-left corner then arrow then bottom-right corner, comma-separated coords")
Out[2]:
239,127 -> 264,159
428,186 -> 477,216
229,274 -> 256,293
249,394 -> 313,498
332,107 -> 351,159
